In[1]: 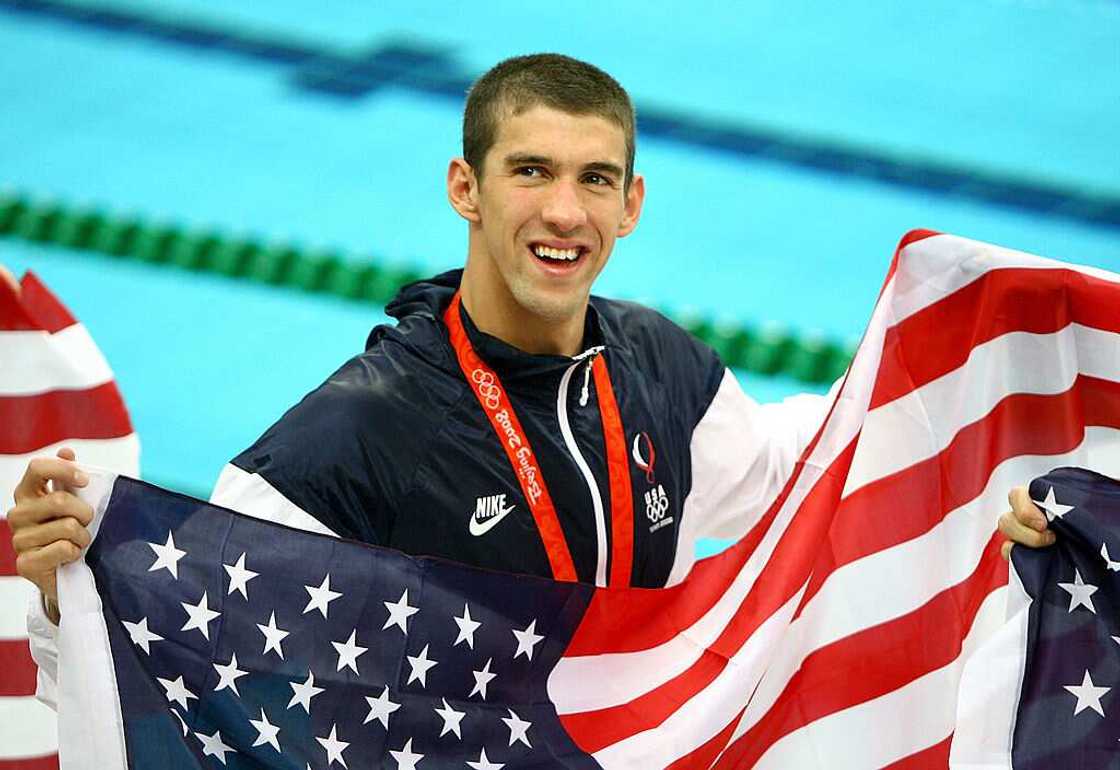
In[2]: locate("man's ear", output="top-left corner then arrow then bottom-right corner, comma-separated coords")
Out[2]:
447,158 -> 482,223
617,173 -> 645,238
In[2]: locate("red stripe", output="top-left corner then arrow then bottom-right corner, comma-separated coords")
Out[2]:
560,439 -> 859,754
664,709 -> 743,770
880,735 -> 953,769
871,267 -> 1120,410
0,383 -> 133,455
0,272 -> 76,334
0,639 -> 38,696
799,374 -> 1120,613
592,356 -> 635,587
0,756 -> 58,770
0,520 -> 17,576
715,535 -> 1006,769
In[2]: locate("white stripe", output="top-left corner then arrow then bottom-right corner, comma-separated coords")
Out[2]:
844,324 -> 1120,498
949,563 -> 1032,770
556,360 -> 609,586
727,427 -> 1120,752
209,464 -> 337,536
551,270 -> 899,715
591,584 -> 807,769
0,694 -> 57,758
0,577 -> 39,639
751,585 -> 1008,769
1,435 -> 141,510
0,325 -> 113,396
888,234 -> 1120,326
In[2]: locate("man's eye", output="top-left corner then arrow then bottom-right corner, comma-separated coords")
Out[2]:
516,166 -> 545,178
583,173 -> 613,187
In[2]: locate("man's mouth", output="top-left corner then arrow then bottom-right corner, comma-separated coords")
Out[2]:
530,243 -> 586,264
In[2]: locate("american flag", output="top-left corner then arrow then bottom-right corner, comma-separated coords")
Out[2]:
0,271 -> 139,770
22,229 -> 1120,767
952,467 -> 1120,769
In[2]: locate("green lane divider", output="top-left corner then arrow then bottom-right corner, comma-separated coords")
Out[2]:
0,192 -> 854,385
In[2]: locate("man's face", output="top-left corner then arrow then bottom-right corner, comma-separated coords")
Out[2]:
465,104 -> 644,325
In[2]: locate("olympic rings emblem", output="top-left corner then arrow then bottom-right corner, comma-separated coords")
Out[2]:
471,368 -> 502,410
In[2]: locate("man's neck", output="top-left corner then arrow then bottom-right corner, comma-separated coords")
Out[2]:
459,267 -> 586,357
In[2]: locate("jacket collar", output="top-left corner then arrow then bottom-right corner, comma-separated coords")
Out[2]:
383,269 -> 606,381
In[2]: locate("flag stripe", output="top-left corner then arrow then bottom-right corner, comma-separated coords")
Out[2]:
0,696 -> 57,759
0,578 -> 37,638
717,587 -> 1008,769
0,326 -> 114,396
871,266 -> 1120,410
724,535 -> 1006,769
0,384 -> 133,455
0,521 -> 16,576
0,274 -> 76,335
0,755 -> 59,770
849,324 -> 1120,495
0,640 -> 37,696
880,736 -> 952,770
811,373 -> 1120,611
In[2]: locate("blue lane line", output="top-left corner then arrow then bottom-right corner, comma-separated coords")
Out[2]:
3,0 -> 1118,231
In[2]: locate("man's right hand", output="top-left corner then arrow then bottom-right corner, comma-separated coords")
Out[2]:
6,448 -> 93,623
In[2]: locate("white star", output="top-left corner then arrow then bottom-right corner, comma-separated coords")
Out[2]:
406,643 -> 438,687
453,603 -> 482,649
157,675 -> 197,710
1032,486 -> 1074,522
212,652 -> 248,696
1102,542 -> 1120,572
1063,669 -> 1111,717
121,617 -> 163,654
249,707 -> 281,752
501,708 -> 532,748
363,686 -> 401,729
467,748 -> 505,770
383,589 -> 420,634
315,724 -> 350,768
180,591 -> 221,640
287,669 -> 324,713
195,729 -> 235,765
331,629 -> 368,674
257,611 -> 290,659
389,737 -> 424,770
434,697 -> 466,738
170,707 -> 189,736
223,552 -> 258,599
147,531 -> 187,578
512,619 -> 544,661
1058,569 -> 1098,614
304,573 -> 343,618
470,657 -> 497,699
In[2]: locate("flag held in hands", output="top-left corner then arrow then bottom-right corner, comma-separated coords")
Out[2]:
28,230 -> 1120,767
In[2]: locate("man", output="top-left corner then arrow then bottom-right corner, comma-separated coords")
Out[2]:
7,54 -> 1051,700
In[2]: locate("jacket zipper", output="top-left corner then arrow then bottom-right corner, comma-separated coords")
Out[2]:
557,347 -> 608,586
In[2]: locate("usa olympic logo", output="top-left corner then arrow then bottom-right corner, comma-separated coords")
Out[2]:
471,368 -> 502,410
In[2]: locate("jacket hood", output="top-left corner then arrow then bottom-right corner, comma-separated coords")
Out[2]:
384,269 -> 462,322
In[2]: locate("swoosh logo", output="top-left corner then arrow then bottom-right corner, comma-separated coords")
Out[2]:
469,503 -> 516,536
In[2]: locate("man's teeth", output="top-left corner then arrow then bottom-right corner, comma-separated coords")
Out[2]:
533,245 -> 580,261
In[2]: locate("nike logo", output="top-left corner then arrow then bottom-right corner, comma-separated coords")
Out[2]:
469,493 -> 516,536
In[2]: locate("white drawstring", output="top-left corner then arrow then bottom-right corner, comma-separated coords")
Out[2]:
579,358 -> 593,406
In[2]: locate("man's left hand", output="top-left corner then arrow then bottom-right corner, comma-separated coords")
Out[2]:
999,486 -> 1056,560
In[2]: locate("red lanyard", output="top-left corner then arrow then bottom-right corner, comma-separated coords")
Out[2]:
443,292 -> 634,585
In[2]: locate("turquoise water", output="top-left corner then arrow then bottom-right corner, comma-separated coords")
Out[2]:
2,1 -> 1117,558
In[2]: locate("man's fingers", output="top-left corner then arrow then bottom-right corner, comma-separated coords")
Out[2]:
15,540 -> 82,598
1001,540 -> 1014,561
7,490 -> 94,529
998,510 -> 1055,548
10,517 -> 91,554
12,454 -> 88,503
56,447 -> 76,462
1007,486 -> 1048,532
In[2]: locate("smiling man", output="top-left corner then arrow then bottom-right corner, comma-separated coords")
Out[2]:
13,56 -> 1052,690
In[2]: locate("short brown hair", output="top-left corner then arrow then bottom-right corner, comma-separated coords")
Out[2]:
463,53 -> 636,189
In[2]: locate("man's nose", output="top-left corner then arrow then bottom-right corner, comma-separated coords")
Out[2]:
540,180 -> 588,232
